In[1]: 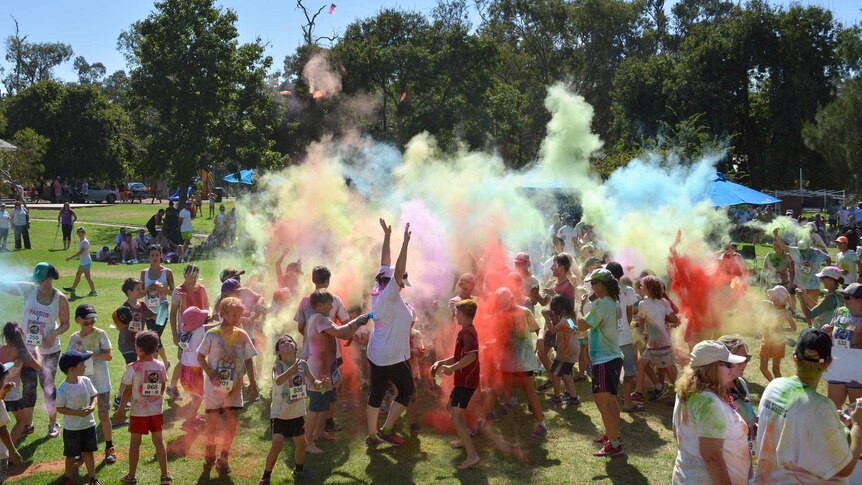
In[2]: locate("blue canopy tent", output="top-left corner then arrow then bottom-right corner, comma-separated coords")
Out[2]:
223,169 -> 254,185
168,177 -> 200,201
706,173 -> 781,207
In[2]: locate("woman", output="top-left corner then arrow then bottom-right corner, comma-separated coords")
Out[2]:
0,321 -> 41,442
166,264 -> 209,401
799,266 -> 843,330
141,244 -> 174,369
763,230 -> 794,298
576,268 -> 625,456
717,334 -> 757,454
531,252 -> 576,388
0,203 -> 8,250
365,219 -> 415,447
11,200 -> 30,250
57,203 -> 77,251
0,262 -> 70,438
821,282 -> 862,409
672,340 -> 749,484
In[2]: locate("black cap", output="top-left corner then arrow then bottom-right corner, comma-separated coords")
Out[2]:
795,328 -> 832,363
75,304 -> 97,320
59,350 -> 93,374
837,283 -> 862,300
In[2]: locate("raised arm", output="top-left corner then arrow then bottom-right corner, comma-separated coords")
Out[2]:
772,228 -> 788,253
394,223 -> 410,287
275,249 -> 288,287
379,218 -> 392,267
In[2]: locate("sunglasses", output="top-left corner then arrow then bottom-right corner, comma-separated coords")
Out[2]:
718,361 -> 735,368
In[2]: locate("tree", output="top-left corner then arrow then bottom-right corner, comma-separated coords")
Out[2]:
73,56 -> 107,85
125,0 -> 282,203
0,128 -> 49,188
2,18 -> 73,94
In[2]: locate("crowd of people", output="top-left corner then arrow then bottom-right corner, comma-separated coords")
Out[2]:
0,203 -> 861,484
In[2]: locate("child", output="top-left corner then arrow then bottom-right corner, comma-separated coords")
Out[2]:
432,299 -> 480,470
113,331 -> 171,484
178,306 -> 208,431
112,278 -> 155,410
632,276 -> 680,404
407,320 -> 426,431
760,285 -> 795,381
68,304 -> 115,464
63,227 -> 96,296
197,297 -> 259,475
0,360 -> 24,483
56,350 -> 100,485
543,296 -> 582,406
259,335 -> 325,484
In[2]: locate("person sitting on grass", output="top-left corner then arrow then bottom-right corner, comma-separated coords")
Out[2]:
64,227 -> 97,297
120,233 -> 139,263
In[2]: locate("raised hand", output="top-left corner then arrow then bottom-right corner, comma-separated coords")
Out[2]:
379,218 -> 392,235
403,222 -> 411,243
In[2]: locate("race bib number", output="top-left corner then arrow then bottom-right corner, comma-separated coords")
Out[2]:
142,371 -> 161,397
834,328 -> 853,349
84,357 -> 95,376
331,364 -> 341,385
748,421 -> 758,458
26,324 -> 42,347
215,362 -> 235,392
288,373 -> 307,401
129,316 -> 144,333
800,262 -> 812,274
146,292 -> 161,311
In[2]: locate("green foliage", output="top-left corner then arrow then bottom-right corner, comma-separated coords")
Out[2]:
2,20 -> 73,94
0,127 -> 49,187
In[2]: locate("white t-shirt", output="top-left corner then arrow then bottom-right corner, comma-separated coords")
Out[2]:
838,250 -> 859,284
11,207 -> 27,226
755,376 -> 852,484
179,208 -> 192,232
180,326 -> 206,367
56,377 -> 98,431
639,298 -> 673,348
838,209 -> 850,226
271,360 -> 307,420
368,275 -> 414,366
617,285 -> 636,346
672,392 -> 750,485
67,329 -> 112,393
78,238 -> 92,265
121,360 -> 166,417
0,404 -> 9,458
557,225 -> 577,255
0,211 -> 8,229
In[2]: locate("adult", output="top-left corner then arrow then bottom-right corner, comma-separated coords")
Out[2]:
854,202 -> 862,226
11,200 -> 30,250
364,219 -> 415,446
754,328 -> 862,482
226,208 -> 237,245
0,203 -> 8,250
80,181 -> 88,200
0,263 -> 70,438
179,200 -> 193,259
57,203 -> 77,251
163,202 -> 180,248
114,227 -> 127,252
845,215 -> 861,252
799,266 -> 843,329
52,177 -> 62,203
837,235 -> 861,284
672,340 -> 749,484
146,209 -> 165,238
141,244 -> 175,367
556,213 -> 577,255
607,261 -> 639,412
135,229 -> 150,253
167,264 -> 209,402
120,233 -> 139,262
776,236 -> 830,304
1,321 -> 41,442
763,230 -> 795,302
213,205 -> 227,244
576,268 -> 625,457
838,206 -> 851,230
531,253 -> 576,389
717,335 -> 757,456
821,283 -> 862,409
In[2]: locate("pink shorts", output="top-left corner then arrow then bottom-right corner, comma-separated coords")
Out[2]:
129,414 -> 164,435
181,366 -> 204,396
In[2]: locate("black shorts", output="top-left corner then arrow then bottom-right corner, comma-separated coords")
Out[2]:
272,417 -> 304,437
551,360 -> 575,377
591,358 -> 623,395
63,426 -> 98,457
122,351 -> 138,365
7,366 -> 38,410
449,387 -> 476,409
146,319 -> 165,349
367,359 -> 415,408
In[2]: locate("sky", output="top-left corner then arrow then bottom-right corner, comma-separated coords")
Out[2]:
0,0 -> 859,87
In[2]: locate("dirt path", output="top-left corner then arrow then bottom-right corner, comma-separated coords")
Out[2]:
30,217 -> 209,238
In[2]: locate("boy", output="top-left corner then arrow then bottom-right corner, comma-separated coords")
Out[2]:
197,297 -> 259,475
0,361 -> 24,483
178,306 -> 208,431
56,350 -> 100,485
68,304 -> 115,464
259,335 -> 325,484
432,299 -> 480,469
112,278 -> 154,410
113,331 -> 171,484
63,227 -> 96,296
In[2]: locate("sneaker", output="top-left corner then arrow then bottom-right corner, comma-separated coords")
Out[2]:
87,291 -> 98,297
593,441 -> 624,457
293,469 -> 314,479
537,380 -> 553,392
324,420 -> 343,433
215,457 -> 231,475
593,434 -> 609,444
167,387 -> 183,402
409,422 -> 421,432
565,395 -> 582,406
63,287 -> 75,293
159,473 -> 173,484
89,478 -> 102,485
630,392 -> 645,404
547,395 -> 563,405
648,387 -> 669,402
530,423 -> 547,438
47,422 -> 60,438
21,423 -> 34,436
365,434 -> 383,446
376,429 -> 404,446
258,479 -> 271,485
121,475 -> 138,485
105,447 -> 116,464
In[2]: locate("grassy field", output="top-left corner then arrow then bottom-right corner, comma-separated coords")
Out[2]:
0,219 -> 828,484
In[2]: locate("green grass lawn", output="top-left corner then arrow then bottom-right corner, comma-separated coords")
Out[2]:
0,220 -> 821,484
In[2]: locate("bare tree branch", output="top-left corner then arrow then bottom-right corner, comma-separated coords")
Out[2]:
296,0 -> 328,46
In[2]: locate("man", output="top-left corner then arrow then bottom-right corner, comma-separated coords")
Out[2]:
146,209 -> 165,238
755,328 -> 862,483
837,235 -> 862,284
838,206 -> 851,231
178,201 -> 193,260
845,215 -> 861,253
556,214 -> 577,256
854,203 -> 862,227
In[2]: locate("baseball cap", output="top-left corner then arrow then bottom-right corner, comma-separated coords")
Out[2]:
836,236 -> 849,244
815,266 -> 844,281
75,304 -> 98,320
585,268 -> 615,283
766,285 -> 790,305
377,264 -> 412,287
221,278 -> 242,293
59,350 -> 93,374
690,340 -> 747,367
795,328 -> 832,363
514,252 -> 530,264
113,306 -> 133,326
837,283 -> 862,300
182,306 -> 209,333
32,262 -> 59,283
76,226 -> 86,233
797,240 -> 810,251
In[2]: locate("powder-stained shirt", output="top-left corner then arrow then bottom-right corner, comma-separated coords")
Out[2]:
638,298 -> 673,349
790,247 -> 829,290
67,328 -> 112,393
56,377 -> 97,431
499,307 -> 540,373
672,392 -> 750,485
584,297 -> 623,365
197,327 -> 257,393
755,376 -> 851,484
270,360 -> 308,420
617,285 -> 637,346
121,359 -> 166,417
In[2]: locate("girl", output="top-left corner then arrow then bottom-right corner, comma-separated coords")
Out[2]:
0,321 -> 41,442
167,264 -> 208,401
800,266 -> 843,329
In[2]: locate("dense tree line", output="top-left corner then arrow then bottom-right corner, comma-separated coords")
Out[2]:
0,0 -> 859,195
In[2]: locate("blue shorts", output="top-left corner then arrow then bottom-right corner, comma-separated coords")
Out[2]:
619,344 -> 636,378
308,389 -> 336,412
79,263 -> 91,270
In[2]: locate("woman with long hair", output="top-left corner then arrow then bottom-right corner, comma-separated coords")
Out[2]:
57,202 -> 77,250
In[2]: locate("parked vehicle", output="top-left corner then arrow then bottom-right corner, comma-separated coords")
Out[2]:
85,185 -> 118,203
124,182 -> 150,202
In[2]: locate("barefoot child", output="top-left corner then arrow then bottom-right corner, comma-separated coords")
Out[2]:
432,299 -> 480,469
67,304 -> 115,464
258,335 -> 326,484
759,285 -> 795,382
63,227 -> 96,297
56,350 -> 100,485
113,331 -> 171,484
543,296 -> 582,406
197,297 -> 259,476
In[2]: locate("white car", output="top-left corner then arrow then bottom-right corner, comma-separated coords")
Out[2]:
85,185 -> 119,203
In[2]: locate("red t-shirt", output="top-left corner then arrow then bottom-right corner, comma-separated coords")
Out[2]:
453,326 -> 479,389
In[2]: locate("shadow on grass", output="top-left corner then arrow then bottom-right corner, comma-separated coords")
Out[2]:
364,432 -> 430,484
591,454 -> 649,484
622,413 -> 669,456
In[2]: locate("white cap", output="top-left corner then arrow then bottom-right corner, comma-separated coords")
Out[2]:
690,340 -> 747,368
377,265 -> 412,287
766,285 -> 790,305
